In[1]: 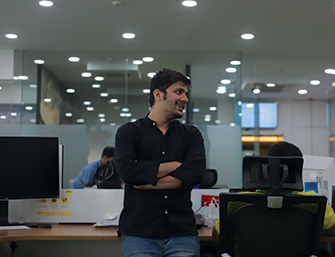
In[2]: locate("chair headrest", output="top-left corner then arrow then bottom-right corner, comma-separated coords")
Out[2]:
242,156 -> 304,195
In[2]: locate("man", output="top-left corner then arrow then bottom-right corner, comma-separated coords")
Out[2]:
115,68 -> 206,257
212,141 -> 335,243
70,146 -> 115,189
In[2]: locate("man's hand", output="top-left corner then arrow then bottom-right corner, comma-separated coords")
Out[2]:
158,161 -> 182,179
133,176 -> 181,190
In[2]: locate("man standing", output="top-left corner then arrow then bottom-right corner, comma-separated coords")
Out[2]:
70,146 -> 115,189
115,68 -> 206,257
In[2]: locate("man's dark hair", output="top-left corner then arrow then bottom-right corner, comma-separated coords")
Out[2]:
149,68 -> 191,107
267,141 -> 303,157
101,146 -> 115,158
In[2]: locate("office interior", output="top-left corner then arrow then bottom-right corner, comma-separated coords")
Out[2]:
1,1 -> 335,256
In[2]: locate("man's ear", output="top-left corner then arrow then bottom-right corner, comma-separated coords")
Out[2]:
153,88 -> 162,102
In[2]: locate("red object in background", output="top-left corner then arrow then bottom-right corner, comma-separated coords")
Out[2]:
201,195 -> 219,207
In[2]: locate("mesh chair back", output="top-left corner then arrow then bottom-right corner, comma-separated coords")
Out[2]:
219,192 -> 327,257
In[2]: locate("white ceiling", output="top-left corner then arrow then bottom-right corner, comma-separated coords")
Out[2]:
2,0 -> 335,104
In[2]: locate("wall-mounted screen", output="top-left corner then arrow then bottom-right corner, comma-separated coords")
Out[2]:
241,102 -> 278,129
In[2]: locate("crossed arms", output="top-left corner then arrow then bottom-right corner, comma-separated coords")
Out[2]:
133,161 -> 182,190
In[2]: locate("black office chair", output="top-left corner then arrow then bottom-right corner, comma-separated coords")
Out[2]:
200,169 -> 218,188
219,156 -> 327,257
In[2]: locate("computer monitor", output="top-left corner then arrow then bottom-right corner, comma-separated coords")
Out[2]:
0,136 -> 60,225
302,155 -> 335,205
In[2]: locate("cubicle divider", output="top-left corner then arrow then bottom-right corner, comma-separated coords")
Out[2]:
9,188 -> 225,224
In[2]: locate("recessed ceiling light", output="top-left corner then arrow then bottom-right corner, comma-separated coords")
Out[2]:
209,106 -> 217,111
122,33 -> 135,39
39,0 -> 54,7
25,106 -> 33,111
266,83 -> 276,87
100,92 -> 108,97
86,107 -> 94,111
142,89 -> 150,93
147,72 -> 156,78
11,112 -> 17,116
34,59 -> 45,64
30,119 -> 36,123
109,99 -> 118,103
226,67 -> 236,73
220,79 -> 231,84
131,119 -> 137,122
44,98 -> 52,102
66,88 -> 75,93
325,69 -> 335,75
216,86 -> 226,94
133,60 -> 143,65
13,76 -> 19,80
298,89 -> 308,95
92,84 -> 101,88
100,118 -> 106,122
230,60 -> 241,65
246,103 -> 254,108
252,88 -> 261,94
76,118 -> 85,123
237,101 -> 242,106
122,108 -> 130,112
68,57 -> 80,62
18,76 -> 28,80
193,108 -> 200,112
182,0 -> 197,7
95,76 -> 104,81
98,114 -> 105,118
65,113 -> 73,117
215,120 -> 221,124
241,33 -> 254,40
5,34 -> 18,39
228,93 -> 236,98
120,113 -> 132,117
310,80 -> 320,86
110,123 -> 116,126
81,72 -> 92,77
83,101 -> 91,105
0,116 -> 6,119
230,123 -> 236,127
142,57 -> 154,62
204,117 -> 211,122
29,84 -> 37,88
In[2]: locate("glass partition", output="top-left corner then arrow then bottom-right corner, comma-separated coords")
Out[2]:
1,49 -> 243,189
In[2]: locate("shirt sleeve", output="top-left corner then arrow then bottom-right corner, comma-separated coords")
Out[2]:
169,126 -> 206,188
297,190 -> 335,230
115,123 -> 159,186
215,218 -> 220,234
80,165 -> 96,186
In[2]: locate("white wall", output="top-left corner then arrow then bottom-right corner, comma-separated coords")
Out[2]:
243,99 -> 329,156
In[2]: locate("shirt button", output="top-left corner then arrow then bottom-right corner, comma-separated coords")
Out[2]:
162,151 -> 165,155
164,195 -> 168,199
153,122 -> 156,126
165,211 -> 168,214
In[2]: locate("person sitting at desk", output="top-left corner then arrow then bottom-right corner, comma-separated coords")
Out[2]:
212,141 -> 335,243
70,146 -> 115,189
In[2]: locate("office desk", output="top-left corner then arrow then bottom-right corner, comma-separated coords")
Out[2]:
0,224 -> 213,242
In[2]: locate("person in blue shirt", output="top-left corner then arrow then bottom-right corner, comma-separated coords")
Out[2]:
70,146 -> 115,189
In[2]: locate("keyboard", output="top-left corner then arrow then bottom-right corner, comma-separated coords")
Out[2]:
0,225 -> 31,230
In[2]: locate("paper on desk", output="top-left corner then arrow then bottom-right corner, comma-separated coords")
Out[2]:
93,213 -> 119,228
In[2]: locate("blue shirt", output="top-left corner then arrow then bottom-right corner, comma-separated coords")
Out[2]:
70,159 -> 101,189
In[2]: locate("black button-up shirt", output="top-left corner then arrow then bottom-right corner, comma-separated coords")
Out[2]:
115,115 -> 206,239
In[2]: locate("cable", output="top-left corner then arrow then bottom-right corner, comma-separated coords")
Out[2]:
10,241 -> 17,257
